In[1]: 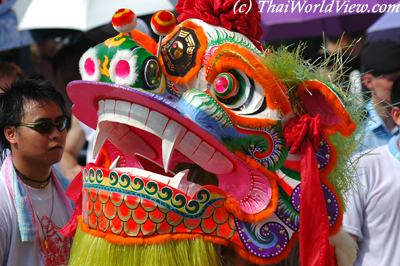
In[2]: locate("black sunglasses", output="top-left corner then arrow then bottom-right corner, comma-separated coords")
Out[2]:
15,116 -> 70,134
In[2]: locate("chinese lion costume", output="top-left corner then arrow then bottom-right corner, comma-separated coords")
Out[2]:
62,1 -> 358,265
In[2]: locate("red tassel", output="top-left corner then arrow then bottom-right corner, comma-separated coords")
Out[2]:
283,114 -> 331,266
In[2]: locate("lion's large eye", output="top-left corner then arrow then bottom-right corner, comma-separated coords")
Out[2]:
79,48 -> 100,81
211,70 -> 249,108
211,70 -> 265,115
109,50 -> 138,86
212,72 -> 239,100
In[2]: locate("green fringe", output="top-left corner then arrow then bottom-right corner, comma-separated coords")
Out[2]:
68,226 -> 221,266
261,45 -> 364,205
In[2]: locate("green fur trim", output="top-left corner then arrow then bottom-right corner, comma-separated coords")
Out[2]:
68,226 -> 221,266
262,45 -> 363,204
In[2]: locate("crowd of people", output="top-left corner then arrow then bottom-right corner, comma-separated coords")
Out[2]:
0,4 -> 400,266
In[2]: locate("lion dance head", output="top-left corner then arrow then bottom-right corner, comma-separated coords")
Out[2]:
62,1 -> 357,265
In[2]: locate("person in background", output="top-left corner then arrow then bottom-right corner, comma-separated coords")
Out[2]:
0,78 -> 72,265
0,61 -> 25,164
343,77 -> 400,266
0,61 -> 24,92
358,40 -> 400,151
51,45 -> 85,113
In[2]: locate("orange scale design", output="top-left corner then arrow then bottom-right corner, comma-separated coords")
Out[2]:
212,206 -> 229,224
124,218 -> 141,236
132,204 -> 149,224
140,198 -> 158,212
183,217 -> 201,230
93,199 -> 103,216
98,214 -> 110,232
156,219 -> 173,234
216,221 -> 235,239
103,200 -> 117,219
148,207 -> 166,223
227,215 -> 236,231
110,191 -> 124,206
175,222 -> 191,233
124,194 -> 140,209
201,205 -> 214,219
89,212 -> 98,228
98,190 -> 110,204
110,216 -> 123,235
158,206 -> 171,214
89,189 -> 98,202
117,201 -> 132,222
166,211 -> 183,227
140,218 -> 157,236
200,216 -> 218,234
212,199 -> 225,208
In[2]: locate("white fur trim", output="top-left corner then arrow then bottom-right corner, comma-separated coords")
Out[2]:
79,47 -> 100,81
109,50 -> 138,86
329,229 -> 358,266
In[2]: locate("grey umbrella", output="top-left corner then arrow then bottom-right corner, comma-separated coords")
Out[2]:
0,0 -> 33,52
367,4 -> 400,42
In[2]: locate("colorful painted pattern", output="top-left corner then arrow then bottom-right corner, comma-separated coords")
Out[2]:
81,167 -> 242,245
68,13 -> 356,265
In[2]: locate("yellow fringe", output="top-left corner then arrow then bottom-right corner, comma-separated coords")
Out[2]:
69,223 -> 221,266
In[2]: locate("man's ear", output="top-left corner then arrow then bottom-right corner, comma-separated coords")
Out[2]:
391,107 -> 400,126
362,73 -> 374,91
4,126 -> 17,144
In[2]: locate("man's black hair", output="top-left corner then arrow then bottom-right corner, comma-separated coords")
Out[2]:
0,78 -> 68,159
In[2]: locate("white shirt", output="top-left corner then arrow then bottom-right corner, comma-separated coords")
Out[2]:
0,180 -> 71,266
343,140 -> 400,266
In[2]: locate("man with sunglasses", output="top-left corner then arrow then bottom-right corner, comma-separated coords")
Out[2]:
0,78 -> 72,265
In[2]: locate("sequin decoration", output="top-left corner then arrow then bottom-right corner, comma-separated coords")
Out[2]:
276,183 -> 339,231
323,184 -> 339,227
291,185 -> 301,213
235,219 -> 290,258
316,138 -> 331,169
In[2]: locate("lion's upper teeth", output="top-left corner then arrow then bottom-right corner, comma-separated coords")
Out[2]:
162,120 -> 186,173
96,99 -> 234,179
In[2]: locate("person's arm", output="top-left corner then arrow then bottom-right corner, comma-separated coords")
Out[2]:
60,115 -> 87,180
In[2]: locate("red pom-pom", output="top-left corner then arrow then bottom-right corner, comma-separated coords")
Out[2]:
112,8 -> 137,33
176,0 -> 263,49
150,10 -> 177,36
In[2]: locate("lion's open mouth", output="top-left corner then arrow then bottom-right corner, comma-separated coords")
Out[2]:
88,94 -> 273,215
92,99 -> 235,196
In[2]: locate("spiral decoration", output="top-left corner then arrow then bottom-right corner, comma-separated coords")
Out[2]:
235,219 -> 290,258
